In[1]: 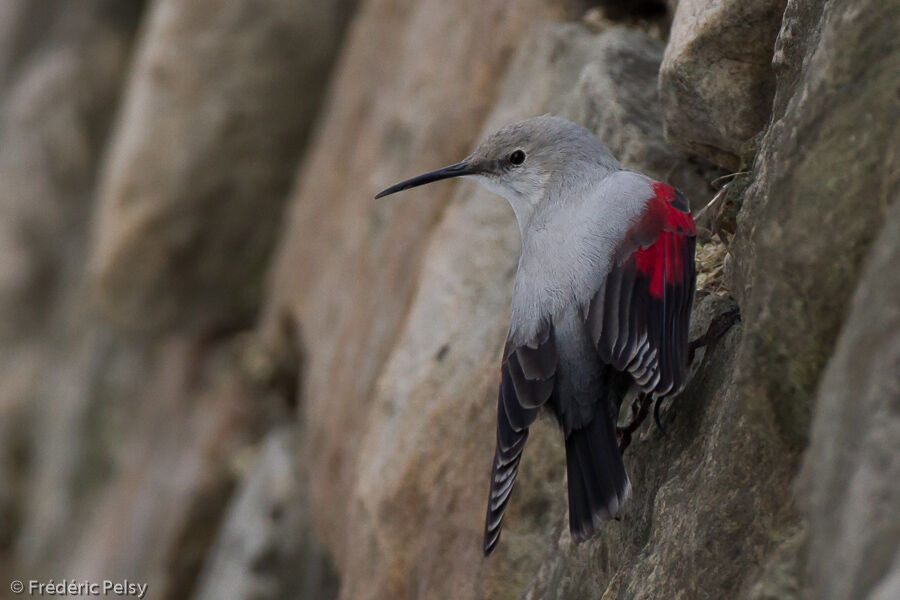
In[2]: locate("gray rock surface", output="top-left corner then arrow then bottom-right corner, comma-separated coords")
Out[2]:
731,1 -> 900,597
659,0 -> 787,168
801,197 -> 900,600
0,0 -> 141,339
275,17 -> 766,599
260,0 -> 580,573
193,429 -> 339,600
1,0 -> 899,598
731,0 -> 900,452
566,27 -> 720,208
89,0 -> 355,334
0,0 -> 353,592
0,0 -> 145,567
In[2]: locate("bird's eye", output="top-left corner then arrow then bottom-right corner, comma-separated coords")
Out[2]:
508,150 -> 526,166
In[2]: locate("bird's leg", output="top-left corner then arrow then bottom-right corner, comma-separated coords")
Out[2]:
688,306 -> 741,364
617,308 -> 741,453
617,393 -> 652,453
651,307 -> 742,437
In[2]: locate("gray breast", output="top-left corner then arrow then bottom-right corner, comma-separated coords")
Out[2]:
508,170 -> 655,347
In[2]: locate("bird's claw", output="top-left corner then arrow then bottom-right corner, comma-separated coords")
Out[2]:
653,397 -> 667,436
617,393 -> 652,453
622,306 -> 740,449
688,306 -> 741,364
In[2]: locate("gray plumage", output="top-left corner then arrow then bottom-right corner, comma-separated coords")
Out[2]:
376,115 -> 696,556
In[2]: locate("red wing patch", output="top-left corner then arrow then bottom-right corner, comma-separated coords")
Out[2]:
634,231 -> 690,298
650,182 -> 695,235
588,181 -> 697,398
633,183 -> 695,298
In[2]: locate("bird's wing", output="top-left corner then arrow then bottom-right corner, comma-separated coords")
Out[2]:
483,318 -> 556,556
585,180 -> 696,398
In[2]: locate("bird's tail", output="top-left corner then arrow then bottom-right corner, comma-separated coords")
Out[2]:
564,412 -> 630,542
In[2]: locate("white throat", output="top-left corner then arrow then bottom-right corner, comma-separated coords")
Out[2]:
474,174 -> 547,236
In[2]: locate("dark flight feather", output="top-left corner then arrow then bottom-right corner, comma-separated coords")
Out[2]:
483,322 -> 556,555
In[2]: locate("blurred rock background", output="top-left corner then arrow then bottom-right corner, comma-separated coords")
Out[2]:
0,0 -> 897,599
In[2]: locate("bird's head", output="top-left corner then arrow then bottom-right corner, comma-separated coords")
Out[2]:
376,115 -> 618,229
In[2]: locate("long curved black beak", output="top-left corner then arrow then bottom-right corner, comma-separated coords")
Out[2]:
375,161 -> 475,198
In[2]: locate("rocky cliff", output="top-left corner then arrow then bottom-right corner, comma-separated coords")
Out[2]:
0,1 -> 897,599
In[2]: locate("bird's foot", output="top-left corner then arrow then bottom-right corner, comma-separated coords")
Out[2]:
617,393 -> 652,453
688,306 -> 741,364
618,307 -> 741,453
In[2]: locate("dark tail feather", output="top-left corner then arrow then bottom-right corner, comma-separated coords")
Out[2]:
564,412 -> 630,543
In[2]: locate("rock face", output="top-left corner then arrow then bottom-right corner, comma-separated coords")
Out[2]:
2,1 -> 899,599
730,0 -> 900,452
0,0 -> 142,339
659,0 -> 787,168
0,0 -> 144,566
792,6 -> 900,594
565,27 -> 720,208
89,0 -> 355,334
261,0 -> 581,571
336,23 -> 726,600
802,197 -> 900,600
193,429 -> 339,600
0,0 -> 354,593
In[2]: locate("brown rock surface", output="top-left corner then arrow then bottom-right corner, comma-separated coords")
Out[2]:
64,338 -> 264,600
659,0 -> 787,168
270,17 -> 741,599
1,0 -> 899,598
731,0 -> 900,452
800,184 -> 900,599
0,0 -> 353,593
565,26 -> 720,208
193,428 -> 339,600
89,0 -> 355,334
0,0 -> 142,339
0,0 -> 145,567
261,0 -> 577,571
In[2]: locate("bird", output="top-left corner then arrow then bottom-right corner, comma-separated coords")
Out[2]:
375,115 -> 696,556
